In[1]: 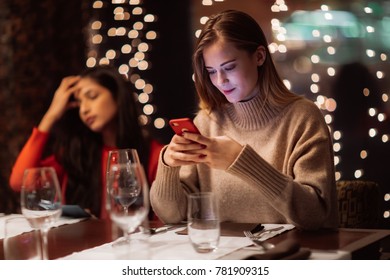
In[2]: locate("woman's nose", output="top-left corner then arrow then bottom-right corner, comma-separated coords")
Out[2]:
217,71 -> 228,85
79,101 -> 90,114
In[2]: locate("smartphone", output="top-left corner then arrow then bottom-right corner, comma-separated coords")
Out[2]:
61,205 -> 92,218
169,118 -> 200,135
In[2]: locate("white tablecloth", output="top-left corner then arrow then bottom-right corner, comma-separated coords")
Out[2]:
59,224 -> 297,260
0,214 -> 86,239
59,227 -> 254,260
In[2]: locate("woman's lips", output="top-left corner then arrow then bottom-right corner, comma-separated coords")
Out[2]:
222,88 -> 235,95
85,116 -> 96,126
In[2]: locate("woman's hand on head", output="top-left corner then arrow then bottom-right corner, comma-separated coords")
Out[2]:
48,76 -> 81,118
38,76 -> 81,132
163,132 -> 243,170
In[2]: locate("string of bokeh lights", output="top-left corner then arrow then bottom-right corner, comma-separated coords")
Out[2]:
87,0 -> 166,131
198,0 -> 389,219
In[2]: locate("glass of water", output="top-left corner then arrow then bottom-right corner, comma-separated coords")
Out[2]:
187,192 -> 220,253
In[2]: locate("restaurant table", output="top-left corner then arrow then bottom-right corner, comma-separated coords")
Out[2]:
1,218 -> 389,260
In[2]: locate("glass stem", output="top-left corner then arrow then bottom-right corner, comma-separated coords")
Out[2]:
40,228 -> 49,260
123,206 -> 130,242
123,229 -> 131,242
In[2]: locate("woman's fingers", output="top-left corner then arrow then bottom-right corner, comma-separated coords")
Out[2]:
182,132 -> 209,146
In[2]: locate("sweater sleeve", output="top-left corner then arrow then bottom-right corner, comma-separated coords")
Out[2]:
227,129 -> 338,230
9,128 -> 64,192
147,139 -> 164,184
149,146 -> 198,223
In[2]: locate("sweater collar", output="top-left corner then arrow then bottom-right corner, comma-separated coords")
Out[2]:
225,91 -> 283,129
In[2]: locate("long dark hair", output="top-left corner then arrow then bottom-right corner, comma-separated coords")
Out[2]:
52,65 -> 150,216
193,10 -> 300,112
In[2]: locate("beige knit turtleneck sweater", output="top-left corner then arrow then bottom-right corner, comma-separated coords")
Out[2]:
150,93 -> 339,230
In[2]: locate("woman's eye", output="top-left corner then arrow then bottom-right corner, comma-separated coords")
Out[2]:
225,65 -> 236,71
207,69 -> 216,75
87,93 -> 98,99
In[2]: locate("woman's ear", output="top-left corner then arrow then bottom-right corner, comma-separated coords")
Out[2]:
256,46 -> 266,66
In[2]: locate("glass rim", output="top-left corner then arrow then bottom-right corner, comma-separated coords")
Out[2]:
107,148 -> 139,154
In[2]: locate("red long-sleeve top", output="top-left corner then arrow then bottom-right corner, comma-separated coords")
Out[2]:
9,127 -> 164,220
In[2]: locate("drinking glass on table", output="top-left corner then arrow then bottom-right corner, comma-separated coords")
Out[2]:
20,167 -> 62,260
106,149 -> 150,249
187,192 -> 220,253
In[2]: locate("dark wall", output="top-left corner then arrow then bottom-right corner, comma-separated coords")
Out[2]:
143,1 -> 197,144
0,0 -> 90,213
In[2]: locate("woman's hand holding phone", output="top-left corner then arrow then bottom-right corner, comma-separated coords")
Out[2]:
166,117 -> 243,170
164,118 -> 204,166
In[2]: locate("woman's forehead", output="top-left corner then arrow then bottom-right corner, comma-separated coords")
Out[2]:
203,41 -> 244,66
74,78 -> 99,97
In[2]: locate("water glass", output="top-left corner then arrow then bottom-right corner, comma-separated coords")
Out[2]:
106,149 -> 150,248
3,216 -> 43,260
21,167 -> 62,260
187,192 -> 220,253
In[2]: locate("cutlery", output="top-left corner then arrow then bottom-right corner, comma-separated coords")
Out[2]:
148,224 -> 183,235
244,226 -> 284,238
243,226 -> 285,250
249,223 -> 264,234
244,231 -> 275,250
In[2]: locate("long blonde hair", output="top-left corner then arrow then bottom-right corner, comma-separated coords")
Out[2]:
193,10 -> 300,112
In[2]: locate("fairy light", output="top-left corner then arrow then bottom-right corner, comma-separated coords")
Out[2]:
271,0 -> 288,12
327,67 -> 336,76
154,118 -> 166,129
354,169 -> 363,178
311,73 -> 320,83
88,0 -> 159,128
333,142 -> 341,152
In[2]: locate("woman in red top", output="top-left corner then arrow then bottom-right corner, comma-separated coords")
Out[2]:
9,65 -> 163,219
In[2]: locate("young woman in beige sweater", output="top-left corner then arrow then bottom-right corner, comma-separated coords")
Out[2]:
150,10 -> 338,230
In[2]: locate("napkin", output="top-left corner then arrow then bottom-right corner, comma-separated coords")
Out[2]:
244,239 -> 311,260
0,214 -> 87,239
175,222 -> 259,237
175,223 -> 295,238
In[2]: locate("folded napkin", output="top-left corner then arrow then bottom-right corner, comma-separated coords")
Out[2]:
175,222 -> 259,237
175,222 -> 295,238
244,239 -> 311,260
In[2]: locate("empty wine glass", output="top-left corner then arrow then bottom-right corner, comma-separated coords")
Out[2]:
20,167 -> 62,260
106,149 -> 149,248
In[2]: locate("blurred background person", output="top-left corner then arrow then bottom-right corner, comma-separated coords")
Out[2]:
9,65 -> 163,219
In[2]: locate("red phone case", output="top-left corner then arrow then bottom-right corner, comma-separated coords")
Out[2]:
169,118 -> 200,135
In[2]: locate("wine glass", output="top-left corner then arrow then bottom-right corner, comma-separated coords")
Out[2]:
106,149 -> 149,247
20,167 -> 62,260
